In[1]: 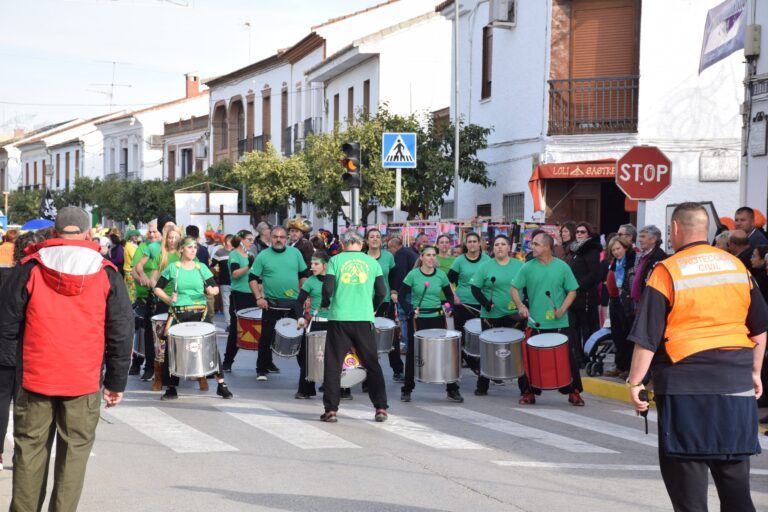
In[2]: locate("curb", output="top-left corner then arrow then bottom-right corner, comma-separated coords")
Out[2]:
582,376 -> 655,406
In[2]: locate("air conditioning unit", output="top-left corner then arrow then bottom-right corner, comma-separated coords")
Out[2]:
148,135 -> 164,148
489,0 -> 516,28
195,141 -> 208,159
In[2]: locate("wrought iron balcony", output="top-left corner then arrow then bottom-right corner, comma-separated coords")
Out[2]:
548,75 -> 639,135
283,127 -> 293,157
252,134 -> 271,152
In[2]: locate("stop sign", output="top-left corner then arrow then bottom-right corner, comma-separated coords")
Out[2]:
616,146 -> 672,201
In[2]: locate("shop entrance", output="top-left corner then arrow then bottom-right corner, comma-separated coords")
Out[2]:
545,179 -> 631,235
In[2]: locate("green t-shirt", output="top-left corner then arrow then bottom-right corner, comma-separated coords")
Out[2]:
158,253 -> 180,295
367,250 -> 396,302
470,258 -> 523,319
160,262 -> 214,307
436,255 -> 455,276
513,257 -> 579,329
250,246 -> 307,300
450,252 -> 490,304
228,249 -> 251,294
327,251 -> 383,322
133,242 -> 150,299
403,267 -> 450,318
144,241 -> 162,272
301,275 -> 328,319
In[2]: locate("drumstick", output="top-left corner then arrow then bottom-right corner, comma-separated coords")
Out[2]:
460,303 -> 482,315
545,290 -> 558,309
417,281 -> 430,309
528,316 -> 542,328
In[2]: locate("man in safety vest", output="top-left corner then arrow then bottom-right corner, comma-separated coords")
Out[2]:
628,202 -> 767,512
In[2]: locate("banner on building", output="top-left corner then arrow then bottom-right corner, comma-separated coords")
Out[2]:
699,0 -> 747,74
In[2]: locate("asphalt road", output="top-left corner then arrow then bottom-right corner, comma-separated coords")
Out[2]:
2,323 -> 767,511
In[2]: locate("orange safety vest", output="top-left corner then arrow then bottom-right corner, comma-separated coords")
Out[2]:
646,243 -> 754,363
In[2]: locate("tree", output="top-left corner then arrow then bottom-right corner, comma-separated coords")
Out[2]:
232,143 -> 310,219
7,190 -> 43,225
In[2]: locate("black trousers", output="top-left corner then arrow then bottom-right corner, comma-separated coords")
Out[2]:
223,290 -> 257,366
519,326 -> 583,395
137,295 -> 156,369
656,401 -> 755,512
257,303 -> 296,373
569,304 -> 599,361
323,321 -> 387,412
0,365 -> 18,456
375,302 -> 404,374
402,315 -> 459,393
608,298 -> 634,372
297,319 -> 325,395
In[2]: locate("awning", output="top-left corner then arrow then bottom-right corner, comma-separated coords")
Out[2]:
528,159 -> 617,212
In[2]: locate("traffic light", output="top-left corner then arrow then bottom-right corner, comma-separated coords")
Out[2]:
341,142 -> 361,189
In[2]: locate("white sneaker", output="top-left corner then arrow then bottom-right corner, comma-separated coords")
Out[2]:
256,373 -> 268,381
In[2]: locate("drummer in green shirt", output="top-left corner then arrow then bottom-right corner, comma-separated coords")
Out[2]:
364,228 -> 404,381
511,232 -> 583,407
293,251 -> 330,399
435,234 -> 456,276
129,220 -> 162,381
470,234 -> 524,395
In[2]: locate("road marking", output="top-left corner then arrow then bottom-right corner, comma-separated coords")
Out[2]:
106,406 -> 238,454
492,461 -> 768,475
515,408 -> 657,447
613,409 -> 768,450
343,405 -> 486,450
420,406 -> 617,454
215,402 -> 359,450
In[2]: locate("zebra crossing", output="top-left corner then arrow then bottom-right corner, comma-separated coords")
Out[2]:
96,396 -> 661,458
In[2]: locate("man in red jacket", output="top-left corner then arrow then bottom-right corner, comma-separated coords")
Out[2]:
0,206 -> 133,512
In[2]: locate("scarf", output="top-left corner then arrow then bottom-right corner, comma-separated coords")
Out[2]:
569,238 -> 589,254
615,255 -> 626,288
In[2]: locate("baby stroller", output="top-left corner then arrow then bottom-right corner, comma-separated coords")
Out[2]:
583,327 -> 614,376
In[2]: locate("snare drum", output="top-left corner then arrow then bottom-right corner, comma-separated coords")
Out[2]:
479,328 -> 525,380
273,318 -> 303,357
167,322 -> 220,378
341,349 -> 367,388
414,329 -> 461,384
373,317 -> 396,354
525,333 -> 571,389
150,313 -> 168,363
236,308 -> 262,350
462,318 -> 483,357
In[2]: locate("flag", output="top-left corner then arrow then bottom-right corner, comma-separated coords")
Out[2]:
39,188 -> 57,221
699,0 -> 747,74
217,219 -> 223,233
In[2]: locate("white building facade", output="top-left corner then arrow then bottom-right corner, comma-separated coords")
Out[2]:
440,0 -> 744,237
744,0 -> 768,216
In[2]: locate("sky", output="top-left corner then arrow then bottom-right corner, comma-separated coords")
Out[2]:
0,0 -> 378,133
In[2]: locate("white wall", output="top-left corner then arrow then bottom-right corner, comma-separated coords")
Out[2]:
744,0 -> 768,215
324,57 -> 380,131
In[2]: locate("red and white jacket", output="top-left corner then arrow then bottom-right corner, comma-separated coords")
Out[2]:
0,238 -> 133,396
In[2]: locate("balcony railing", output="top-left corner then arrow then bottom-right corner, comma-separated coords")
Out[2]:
283,127 -> 293,157
21,184 -> 40,191
548,75 -> 639,135
303,117 -> 322,137
104,171 -> 139,181
237,138 -> 247,158
252,134 -> 271,152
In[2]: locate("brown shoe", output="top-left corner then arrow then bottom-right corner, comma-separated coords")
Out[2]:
198,377 -> 209,391
151,362 -> 163,392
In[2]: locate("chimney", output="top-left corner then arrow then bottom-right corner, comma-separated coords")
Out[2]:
185,73 -> 200,98
13,128 -> 25,139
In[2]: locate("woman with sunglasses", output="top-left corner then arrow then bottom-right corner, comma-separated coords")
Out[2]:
447,233 -> 490,379
393,246 -> 462,403
154,236 -> 233,400
222,230 -> 257,372
566,222 -> 602,364
469,235 -> 524,395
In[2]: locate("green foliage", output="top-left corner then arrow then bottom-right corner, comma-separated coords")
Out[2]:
7,190 -> 42,225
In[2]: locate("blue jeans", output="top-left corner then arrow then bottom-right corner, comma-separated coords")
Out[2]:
397,304 -> 409,351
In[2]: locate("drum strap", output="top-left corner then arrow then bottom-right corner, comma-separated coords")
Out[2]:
170,305 -> 208,326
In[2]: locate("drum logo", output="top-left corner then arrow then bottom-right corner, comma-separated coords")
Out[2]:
495,348 -> 511,358
188,342 -> 200,353
284,289 -> 296,297
415,356 -> 424,368
339,260 -> 369,285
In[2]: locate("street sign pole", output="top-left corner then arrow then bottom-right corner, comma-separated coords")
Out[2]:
637,200 -> 646,229
351,187 -> 360,226
395,167 -> 402,222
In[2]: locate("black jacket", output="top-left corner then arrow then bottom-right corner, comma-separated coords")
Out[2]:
632,246 -> 667,300
0,267 -> 16,367
568,237 -> 602,310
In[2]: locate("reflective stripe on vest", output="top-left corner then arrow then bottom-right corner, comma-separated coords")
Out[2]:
659,244 -> 754,363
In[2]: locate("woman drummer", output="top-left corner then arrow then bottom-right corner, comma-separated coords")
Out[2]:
222,230 -> 257,372
447,232 -> 490,380
154,236 -> 233,401
393,245 -> 462,403
469,234 -> 524,396
293,251 -> 330,399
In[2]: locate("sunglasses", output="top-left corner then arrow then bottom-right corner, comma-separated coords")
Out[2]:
576,230 -> 588,234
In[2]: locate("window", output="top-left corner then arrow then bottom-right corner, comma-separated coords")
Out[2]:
168,150 -> 176,181
281,88 -> 288,151
42,161 -> 46,187
477,203 -> 492,216
65,152 -> 70,186
219,115 -> 228,150
347,86 -> 354,124
363,80 -> 370,116
130,146 -> 136,173
481,26 -> 493,99
333,93 -> 340,129
262,89 -> 272,141
181,148 -> 193,178
110,147 -> 116,172
33,162 -> 37,185
441,200 -> 455,219
56,154 -> 60,188
503,193 -> 524,221
25,163 -> 29,186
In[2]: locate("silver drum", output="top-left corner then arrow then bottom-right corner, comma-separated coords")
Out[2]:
479,328 -> 525,380
414,329 -> 461,384
463,318 -> 483,357
374,317 -> 396,354
167,322 -> 219,378
306,330 -> 327,383
273,318 -> 303,357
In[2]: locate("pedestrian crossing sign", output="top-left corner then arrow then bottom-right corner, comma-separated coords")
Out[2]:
382,132 -> 417,169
